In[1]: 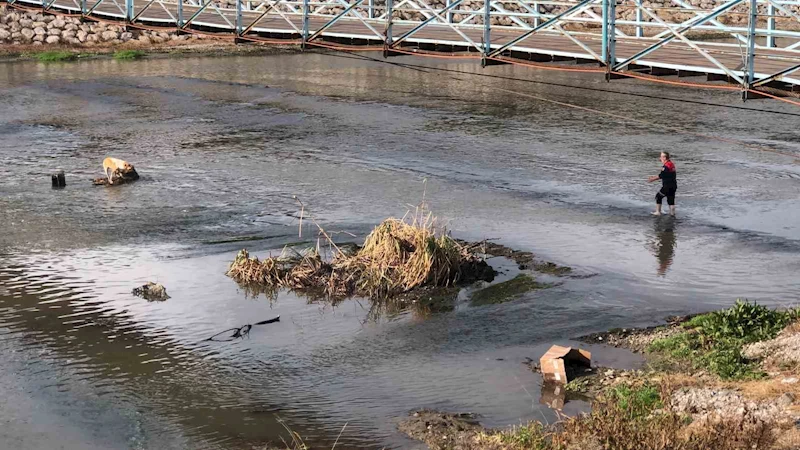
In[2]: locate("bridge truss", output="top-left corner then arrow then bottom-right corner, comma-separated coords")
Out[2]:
6,0 -> 800,99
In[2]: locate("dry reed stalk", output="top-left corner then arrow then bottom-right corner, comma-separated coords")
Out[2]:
226,206 -> 492,301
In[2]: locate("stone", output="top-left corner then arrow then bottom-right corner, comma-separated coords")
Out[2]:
782,377 -> 799,384
132,282 -> 170,301
157,31 -> 170,40
31,21 -> 46,29
79,24 -> 91,32
86,33 -> 100,43
11,31 -> 21,40
76,30 -> 87,42
61,30 -> 76,39
20,28 -> 34,40
48,28 -> 61,36
45,35 -> 60,44
19,18 -> 33,28
778,393 -> 795,407
101,30 -> 119,41
33,34 -> 45,42
136,34 -> 151,44
151,36 -> 165,44
33,26 -> 46,36
42,15 -> 54,23
0,29 -> 9,40
32,40 -> 43,46
52,19 -> 66,29
65,23 -> 78,31
120,31 -> 133,41
10,22 -> 21,32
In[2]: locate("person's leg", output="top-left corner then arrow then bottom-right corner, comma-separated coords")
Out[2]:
667,188 -> 676,216
654,190 -> 665,215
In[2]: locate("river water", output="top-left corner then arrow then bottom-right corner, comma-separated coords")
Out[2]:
1,51 -> 799,449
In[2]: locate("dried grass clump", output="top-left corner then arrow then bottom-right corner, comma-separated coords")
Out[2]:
226,214 -> 493,301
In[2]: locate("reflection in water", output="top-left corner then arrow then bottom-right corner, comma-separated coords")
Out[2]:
649,218 -> 678,277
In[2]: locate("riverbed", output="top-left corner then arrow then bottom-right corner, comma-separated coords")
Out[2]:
1,51 -> 799,449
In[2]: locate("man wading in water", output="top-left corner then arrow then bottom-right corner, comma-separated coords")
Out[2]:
648,152 -> 677,216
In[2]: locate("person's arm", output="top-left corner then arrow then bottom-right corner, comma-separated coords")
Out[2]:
647,165 -> 666,183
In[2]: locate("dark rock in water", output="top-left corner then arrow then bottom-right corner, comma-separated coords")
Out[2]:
93,165 -> 140,186
51,170 -> 66,188
132,282 -> 170,301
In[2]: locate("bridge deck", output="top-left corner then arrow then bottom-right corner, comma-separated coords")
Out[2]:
9,0 -> 800,89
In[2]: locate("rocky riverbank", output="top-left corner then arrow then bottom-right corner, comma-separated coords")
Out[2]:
0,5 -> 211,47
401,301 -> 800,449
0,4 -> 301,60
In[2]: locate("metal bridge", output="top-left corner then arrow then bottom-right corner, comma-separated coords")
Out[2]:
6,0 -> 800,99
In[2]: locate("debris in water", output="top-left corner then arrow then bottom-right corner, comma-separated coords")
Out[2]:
206,316 -> 280,342
539,345 -> 592,384
226,214 -> 495,301
132,282 -> 170,301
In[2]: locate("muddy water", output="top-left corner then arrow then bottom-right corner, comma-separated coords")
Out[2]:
1,52 -> 799,449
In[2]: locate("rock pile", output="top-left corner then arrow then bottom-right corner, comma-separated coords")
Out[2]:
671,387 -> 796,425
0,6 -> 209,46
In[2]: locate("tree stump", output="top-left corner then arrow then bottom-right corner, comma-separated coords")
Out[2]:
51,170 -> 66,188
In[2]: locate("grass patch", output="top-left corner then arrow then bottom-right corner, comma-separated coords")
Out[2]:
609,384 -> 662,420
113,50 -> 146,60
647,300 -> 799,379
469,274 -> 546,306
35,51 -> 76,62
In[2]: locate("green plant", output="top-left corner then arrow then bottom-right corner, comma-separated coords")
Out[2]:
609,384 -> 662,420
687,299 -> 795,343
35,51 -> 76,62
113,50 -> 145,60
649,300 -> 797,379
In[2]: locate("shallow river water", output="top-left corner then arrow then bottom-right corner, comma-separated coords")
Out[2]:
1,51 -> 799,449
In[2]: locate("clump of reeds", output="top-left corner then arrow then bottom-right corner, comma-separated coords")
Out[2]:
226,210 -> 493,301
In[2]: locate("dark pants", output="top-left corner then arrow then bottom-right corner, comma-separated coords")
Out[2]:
656,186 -> 677,206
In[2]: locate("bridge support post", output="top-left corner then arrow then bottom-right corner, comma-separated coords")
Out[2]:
236,0 -> 243,37
481,0 -> 490,66
384,0 -> 394,57
302,0 -> 310,49
635,0 -> 642,38
743,0 -> 757,100
81,0 -> 87,14
608,0 -> 616,78
766,2 -> 775,48
603,0 -> 616,79
601,0 -> 608,63
446,0 -> 452,23
533,2 -> 539,27
177,0 -> 183,28
368,0 -> 374,19
126,0 -> 133,22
